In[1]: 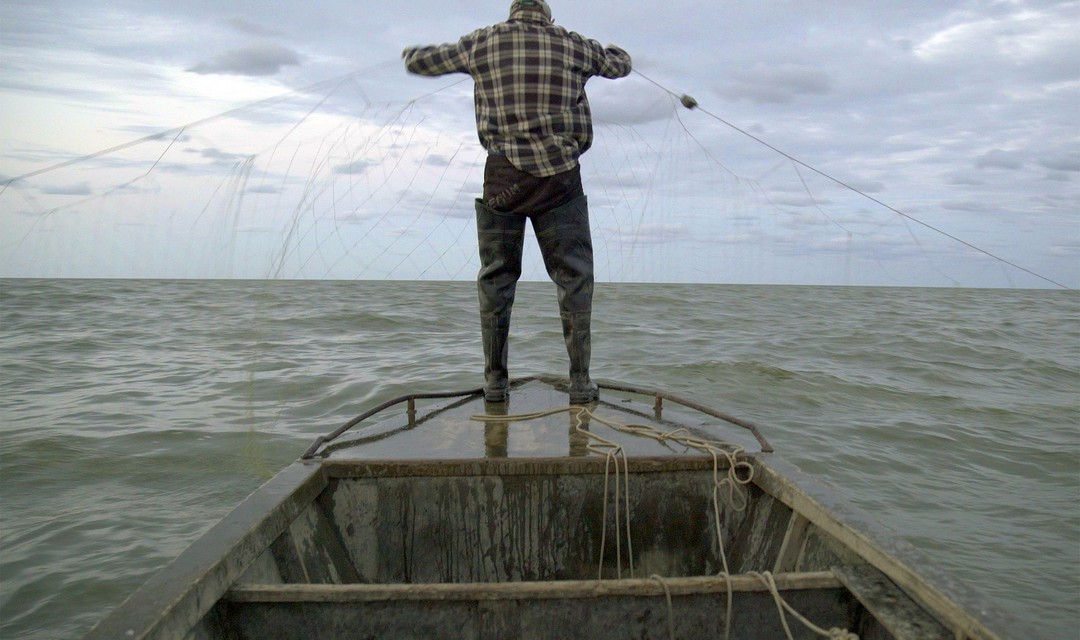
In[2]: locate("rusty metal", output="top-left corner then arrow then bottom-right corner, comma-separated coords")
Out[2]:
301,377 -> 773,459
595,380 -> 775,453
301,387 -> 483,459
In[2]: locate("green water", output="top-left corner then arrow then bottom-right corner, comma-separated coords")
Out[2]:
1,279 -> 1077,638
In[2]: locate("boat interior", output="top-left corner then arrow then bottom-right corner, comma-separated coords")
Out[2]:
86,378 -> 1007,640
208,380 -> 962,639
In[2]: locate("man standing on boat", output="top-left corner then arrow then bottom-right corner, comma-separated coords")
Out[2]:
403,0 -> 631,404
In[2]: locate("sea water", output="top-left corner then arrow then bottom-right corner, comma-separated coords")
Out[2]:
1,279 -> 1077,638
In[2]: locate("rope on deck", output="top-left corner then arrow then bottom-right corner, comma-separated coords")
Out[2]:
471,405 -> 859,640
750,570 -> 860,640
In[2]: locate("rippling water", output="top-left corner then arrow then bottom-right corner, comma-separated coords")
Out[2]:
1,279 -> 1077,638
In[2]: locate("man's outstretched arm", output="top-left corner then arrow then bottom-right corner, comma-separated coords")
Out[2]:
403,39 -> 471,77
597,44 -> 632,79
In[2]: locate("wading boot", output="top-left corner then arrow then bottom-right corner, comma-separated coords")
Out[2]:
475,199 -> 525,403
565,311 -> 599,404
481,312 -> 511,403
533,195 -> 599,404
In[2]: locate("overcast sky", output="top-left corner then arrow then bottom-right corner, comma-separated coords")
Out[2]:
1,0 -> 1077,287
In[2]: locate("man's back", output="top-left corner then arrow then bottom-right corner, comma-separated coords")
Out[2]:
404,15 -> 631,177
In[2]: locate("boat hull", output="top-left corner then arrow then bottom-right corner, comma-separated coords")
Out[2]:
83,378 -> 1023,640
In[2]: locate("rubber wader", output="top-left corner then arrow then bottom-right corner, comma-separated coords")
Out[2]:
475,195 -> 599,404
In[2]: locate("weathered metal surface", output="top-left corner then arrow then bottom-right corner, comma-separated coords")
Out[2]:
302,387 -> 484,459
750,455 -> 1026,639
773,512 -> 812,573
83,461 -> 326,640
305,376 -> 774,459
269,499 -> 360,584
83,378 -> 1028,640
222,584 -> 856,640
315,380 -> 762,461
597,378 -> 774,452
226,572 -> 843,601
834,564 -> 952,640
320,469 -> 728,583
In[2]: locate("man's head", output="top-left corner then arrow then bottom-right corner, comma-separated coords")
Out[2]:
508,0 -> 553,24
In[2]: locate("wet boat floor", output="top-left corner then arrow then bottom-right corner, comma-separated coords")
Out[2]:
319,379 -> 762,461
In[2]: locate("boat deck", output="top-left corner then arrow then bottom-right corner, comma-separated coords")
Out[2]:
83,377 -> 1023,640
315,376 -> 766,461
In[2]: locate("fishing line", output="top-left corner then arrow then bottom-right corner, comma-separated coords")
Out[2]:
8,57 -> 1067,288
0,60 -> 402,189
633,69 -> 1073,290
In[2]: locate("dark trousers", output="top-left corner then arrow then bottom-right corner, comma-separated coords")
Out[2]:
477,156 -> 594,390
482,154 -> 584,213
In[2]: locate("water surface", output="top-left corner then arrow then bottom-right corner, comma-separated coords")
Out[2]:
1,279 -> 1077,638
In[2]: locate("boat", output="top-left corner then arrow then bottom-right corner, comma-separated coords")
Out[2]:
83,376 -> 1025,640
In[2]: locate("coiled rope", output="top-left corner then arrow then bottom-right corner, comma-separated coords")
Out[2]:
471,405 -> 858,640
750,571 -> 860,640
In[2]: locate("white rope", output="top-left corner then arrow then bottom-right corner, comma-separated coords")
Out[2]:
749,571 -> 860,640
470,405 -> 858,640
650,574 -> 676,640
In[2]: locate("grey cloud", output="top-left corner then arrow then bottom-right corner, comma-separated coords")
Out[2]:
1038,151 -> 1080,173
226,18 -> 284,38
199,148 -> 251,163
187,43 -> 301,76
769,193 -> 831,208
941,200 -> 995,213
911,4 -> 1080,82
338,209 -> 382,223
423,154 -> 454,167
947,173 -> 986,186
463,181 -> 483,198
1043,172 -> 1072,182
585,164 -> 652,191
718,63 -> 832,105
975,149 -> 1024,170
590,77 -> 673,125
1047,241 -> 1080,257
387,189 -> 479,221
3,0 -> 1077,288
441,206 -> 476,220
842,179 -> 885,194
40,182 -> 93,196
119,125 -> 193,143
1,78 -> 108,103
775,209 -> 850,233
334,159 -> 376,175
610,222 -> 692,246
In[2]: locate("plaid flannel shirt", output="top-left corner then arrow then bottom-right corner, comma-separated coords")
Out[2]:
404,18 -> 632,177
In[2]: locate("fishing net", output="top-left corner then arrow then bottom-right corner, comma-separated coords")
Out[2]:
0,62 -> 1064,287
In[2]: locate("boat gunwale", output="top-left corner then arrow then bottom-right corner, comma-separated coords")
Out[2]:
82,460 -> 328,640
320,454 -> 739,478
314,452 -> 1020,640
81,379 -> 1031,640
303,375 -> 774,459
751,455 -> 1021,640
224,571 -> 843,603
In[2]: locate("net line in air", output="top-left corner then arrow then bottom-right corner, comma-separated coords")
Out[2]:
631,70 -> 1072,291
0,60 -> 1069,289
